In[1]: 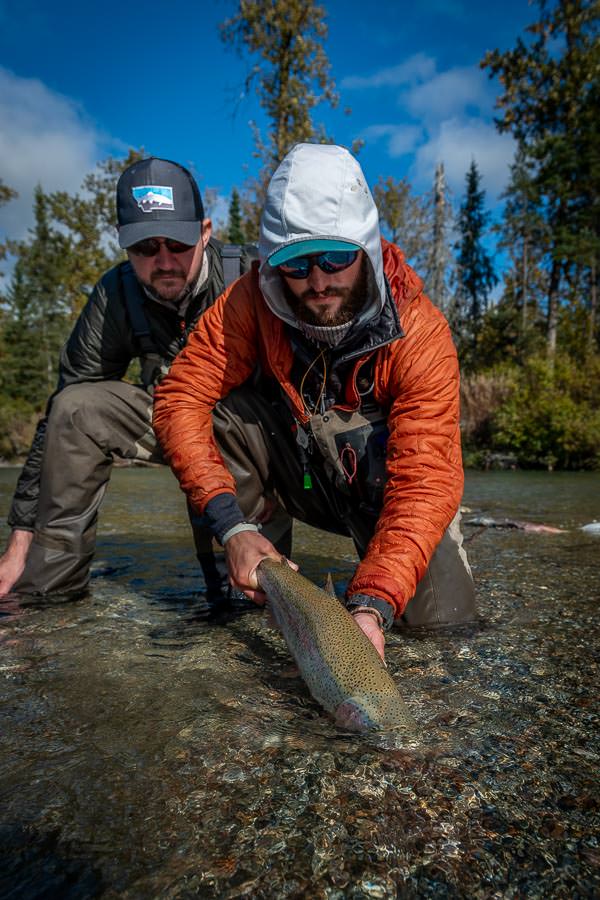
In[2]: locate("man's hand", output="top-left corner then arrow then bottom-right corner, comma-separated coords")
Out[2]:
352,610 -> 386,662
225,530 -> 298,604
0,529 -> 34,597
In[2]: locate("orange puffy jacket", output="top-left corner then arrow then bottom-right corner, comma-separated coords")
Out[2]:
153,239 -> 463,616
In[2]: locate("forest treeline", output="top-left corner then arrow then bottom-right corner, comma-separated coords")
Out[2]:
0,0 -> 598,470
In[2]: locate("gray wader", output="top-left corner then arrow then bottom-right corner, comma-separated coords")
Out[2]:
212,386 -> 476,628
13,381 -> 290,598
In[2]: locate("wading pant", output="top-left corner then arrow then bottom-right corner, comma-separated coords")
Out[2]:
213,386 -> 476,628
13,381 -> 291,597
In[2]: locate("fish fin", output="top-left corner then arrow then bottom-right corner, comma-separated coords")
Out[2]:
324,572 -> 337,597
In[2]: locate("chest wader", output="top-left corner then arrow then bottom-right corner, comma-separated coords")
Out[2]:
310,403 -> 474,626
14,380 -> 163,595
213,390 -> 386,559
310,403 -> 474,625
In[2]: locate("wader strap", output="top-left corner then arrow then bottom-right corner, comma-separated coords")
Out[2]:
119,267 -> 157,357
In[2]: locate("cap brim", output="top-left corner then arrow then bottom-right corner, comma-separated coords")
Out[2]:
268,239 -> 360,267
118,220 -> 201,249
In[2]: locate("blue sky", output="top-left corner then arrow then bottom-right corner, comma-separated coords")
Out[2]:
0,0 -> 539,268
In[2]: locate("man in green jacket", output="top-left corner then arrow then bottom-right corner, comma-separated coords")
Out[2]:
0,157 -> 290,599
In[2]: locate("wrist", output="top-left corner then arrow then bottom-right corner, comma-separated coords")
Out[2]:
9,528 -> 34,551
2,529 -> 33,566
351,606 -> 385,630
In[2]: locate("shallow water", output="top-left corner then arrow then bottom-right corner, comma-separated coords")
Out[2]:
0,467 -> 598,899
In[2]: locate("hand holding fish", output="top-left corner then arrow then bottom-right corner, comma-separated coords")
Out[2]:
351,610 -> 386,661
224,530 -> 298,604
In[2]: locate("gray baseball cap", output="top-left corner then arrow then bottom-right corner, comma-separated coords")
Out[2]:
117,157 -> 204,249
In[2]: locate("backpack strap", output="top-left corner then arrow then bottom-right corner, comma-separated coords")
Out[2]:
220,244 -> 244,289
119,264 -> 157,356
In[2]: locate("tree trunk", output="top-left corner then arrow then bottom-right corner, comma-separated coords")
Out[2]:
546,258 -> 561,364
521,238 -> 528,334
588,256 -> 598,357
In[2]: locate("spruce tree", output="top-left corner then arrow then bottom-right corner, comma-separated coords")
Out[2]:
2,187 -> 72,405
482,0 -> 600,360
228,188 -> 245,244
454,159 -> 497,365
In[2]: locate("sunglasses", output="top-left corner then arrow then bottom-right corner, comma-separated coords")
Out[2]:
274,249 -> 359,279
128,237 -> 195,257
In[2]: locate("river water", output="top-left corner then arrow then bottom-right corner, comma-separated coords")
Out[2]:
0,467 -> 598,899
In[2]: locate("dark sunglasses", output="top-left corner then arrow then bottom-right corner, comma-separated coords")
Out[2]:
274,249 -> 359,279
128,237 -> 195,257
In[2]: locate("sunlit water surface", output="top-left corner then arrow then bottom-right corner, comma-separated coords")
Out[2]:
0,467 -> 598,898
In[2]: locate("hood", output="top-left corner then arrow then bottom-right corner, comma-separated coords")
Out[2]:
258,143 -> 386,333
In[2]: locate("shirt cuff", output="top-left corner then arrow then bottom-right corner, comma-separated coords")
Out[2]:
203,493 -> 246,545
221,522 -> 260,545
345,593 -> 395,631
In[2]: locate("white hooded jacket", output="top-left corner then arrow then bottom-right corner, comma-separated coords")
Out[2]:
258,143 -> 387,333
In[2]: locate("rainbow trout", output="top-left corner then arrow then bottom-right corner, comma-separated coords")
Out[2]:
257,558 -> 416,733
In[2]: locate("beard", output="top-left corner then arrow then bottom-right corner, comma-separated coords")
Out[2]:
138,264 -> 201,305
282,257 -> 369,327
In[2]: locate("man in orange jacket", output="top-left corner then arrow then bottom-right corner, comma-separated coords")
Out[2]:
153,143 -> 475,659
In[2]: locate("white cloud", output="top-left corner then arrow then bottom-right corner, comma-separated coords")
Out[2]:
412,117 -> 515,202
0,67 -> 114,246
341,53 -> 436,90
360,124 -> 423,157
404,67 -> 493,121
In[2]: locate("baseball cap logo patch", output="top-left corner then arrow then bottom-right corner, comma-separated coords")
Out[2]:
132,185 -> 175,213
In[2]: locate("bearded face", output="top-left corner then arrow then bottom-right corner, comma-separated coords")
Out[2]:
281,254 -> 369,327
